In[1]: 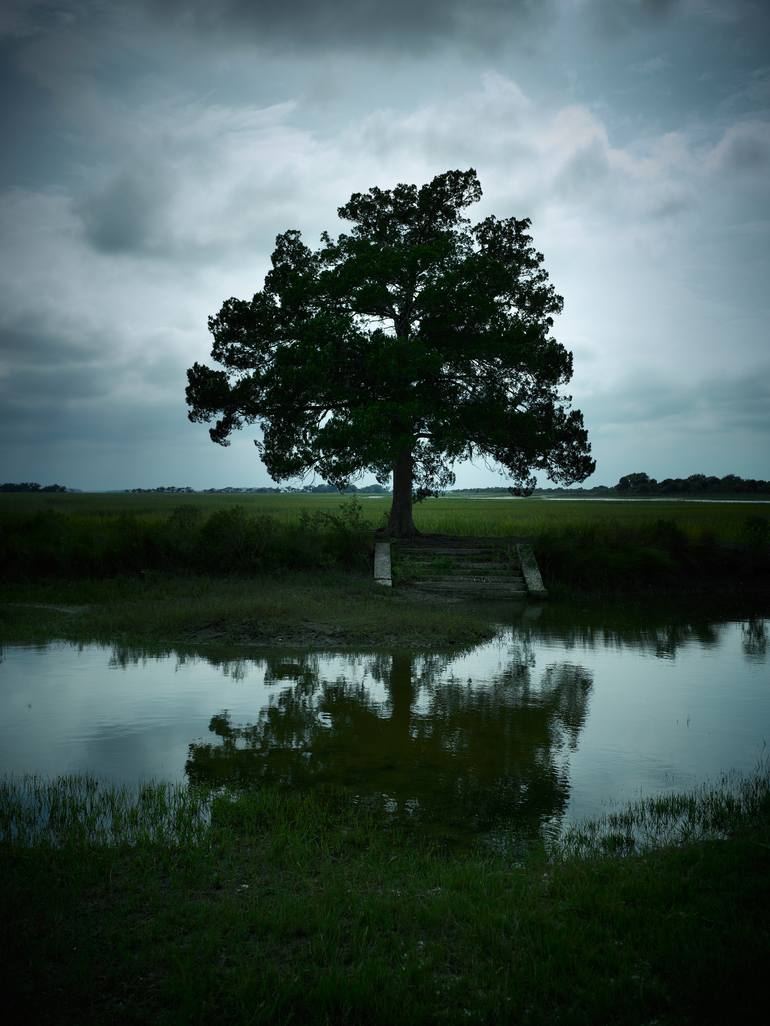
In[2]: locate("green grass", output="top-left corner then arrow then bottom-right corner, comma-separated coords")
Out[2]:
0,572 -> 497,650
1,769 -> 769,1024
2,489 -> 769,540
2,494 -> 769,613
552,768 -> 770,859
0,775 -> 210,847
533,516 -> 770,596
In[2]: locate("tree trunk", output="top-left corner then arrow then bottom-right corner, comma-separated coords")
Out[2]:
387,447 -> 419,537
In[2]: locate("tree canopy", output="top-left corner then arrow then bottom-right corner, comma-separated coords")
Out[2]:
186,168 -> 594,535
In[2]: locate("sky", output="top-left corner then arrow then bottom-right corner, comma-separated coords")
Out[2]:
1,0 -> 769,491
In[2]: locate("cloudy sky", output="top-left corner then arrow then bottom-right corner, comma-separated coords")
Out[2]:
1,0 -> 769,490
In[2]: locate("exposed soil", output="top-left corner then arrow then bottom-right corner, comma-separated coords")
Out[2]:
186,615 -> 493,650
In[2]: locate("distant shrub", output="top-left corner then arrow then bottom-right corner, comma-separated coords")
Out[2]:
197,507 -> 272,572
743,515 -> 770,550
0,499 -> 371,579
534,516 -> 769,594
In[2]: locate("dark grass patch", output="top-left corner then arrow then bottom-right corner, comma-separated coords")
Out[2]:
1,771 -> 769,1025
4,499 -> 769,599
0,572 -> 497,650
0,499 -> 373,579
535,518 -> 770,596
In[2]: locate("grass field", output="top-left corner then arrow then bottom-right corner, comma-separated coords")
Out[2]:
2,492 -> 769,602
2,489 -> 770,540
1,768 -> 769,1025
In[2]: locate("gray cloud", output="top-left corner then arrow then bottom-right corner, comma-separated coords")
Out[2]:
711,121 -> 770,173
2,0 -> 770,490
586,0 -> 680,38
78,169 -> 172,255
0,326 -> 95,364
144,0 -> 556,55
584,368 -> 770,434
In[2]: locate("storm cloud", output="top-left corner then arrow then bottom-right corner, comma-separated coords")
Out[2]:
143,0 -> 555,55
1,0 -> 769,489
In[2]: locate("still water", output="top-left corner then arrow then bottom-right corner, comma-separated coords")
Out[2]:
1,607 -> 768,841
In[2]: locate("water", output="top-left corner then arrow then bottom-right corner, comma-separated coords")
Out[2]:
1,606 -> 768,843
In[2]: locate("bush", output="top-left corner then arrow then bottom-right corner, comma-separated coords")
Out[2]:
534,517 -> 770,593
743,515 -> 770,550
0,499 -> 372,579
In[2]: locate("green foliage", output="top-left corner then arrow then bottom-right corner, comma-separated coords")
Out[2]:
532,515 -> 770,594
0,500 -> 371,579
613,471 -> 770,497
197,507 -> 278,572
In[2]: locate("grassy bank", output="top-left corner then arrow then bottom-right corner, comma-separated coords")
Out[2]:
1,770 -> 769,1025
0,572 -> 497,650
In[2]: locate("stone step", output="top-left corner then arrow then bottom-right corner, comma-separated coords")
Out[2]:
408,566 -> 523,575
400,562 -> 521,570
409,580 -> 528,594
414,590 -> 528,600
396,554 -> 514,563
410,578 -> 525,586
410,573 -> 524,582
397,546 -> 507,555
379,535 -> 546,600
401,559 -> 511,565
425,578 -> 529,586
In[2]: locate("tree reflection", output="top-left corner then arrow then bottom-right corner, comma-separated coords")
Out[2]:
186,648 -> 593,842
742,618 -> 768,661
504,604 -> 770,661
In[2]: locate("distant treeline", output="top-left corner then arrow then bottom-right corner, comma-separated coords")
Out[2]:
126,484 -> 389,494
288,483 -> 388,494
453,472 -> 770,498
611,472 -> 770,495
0,482 -> 67,493
6,474 -> 769,498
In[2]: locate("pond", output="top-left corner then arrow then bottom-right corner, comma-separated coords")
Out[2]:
1,604 -> 768,844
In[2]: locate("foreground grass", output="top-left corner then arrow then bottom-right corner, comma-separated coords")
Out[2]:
1,770 -> 769,1025
0,572 -> 497,649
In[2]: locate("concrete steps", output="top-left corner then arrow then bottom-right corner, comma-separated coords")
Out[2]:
382,536 -> 546,600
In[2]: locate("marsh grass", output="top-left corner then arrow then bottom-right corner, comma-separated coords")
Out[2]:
0,775 -> 211,847
533,516 -> 770,594
551,765 -> 770,859
0,497 -> 373,578
3,489 -> 769,536
3,765 -> 767,857
2,493 -> 768,585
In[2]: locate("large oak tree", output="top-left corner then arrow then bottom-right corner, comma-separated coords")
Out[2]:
186,169 -> 594,535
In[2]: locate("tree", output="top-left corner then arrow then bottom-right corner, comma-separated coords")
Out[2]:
186,168 -> 594,536
616,472 -> 657,494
